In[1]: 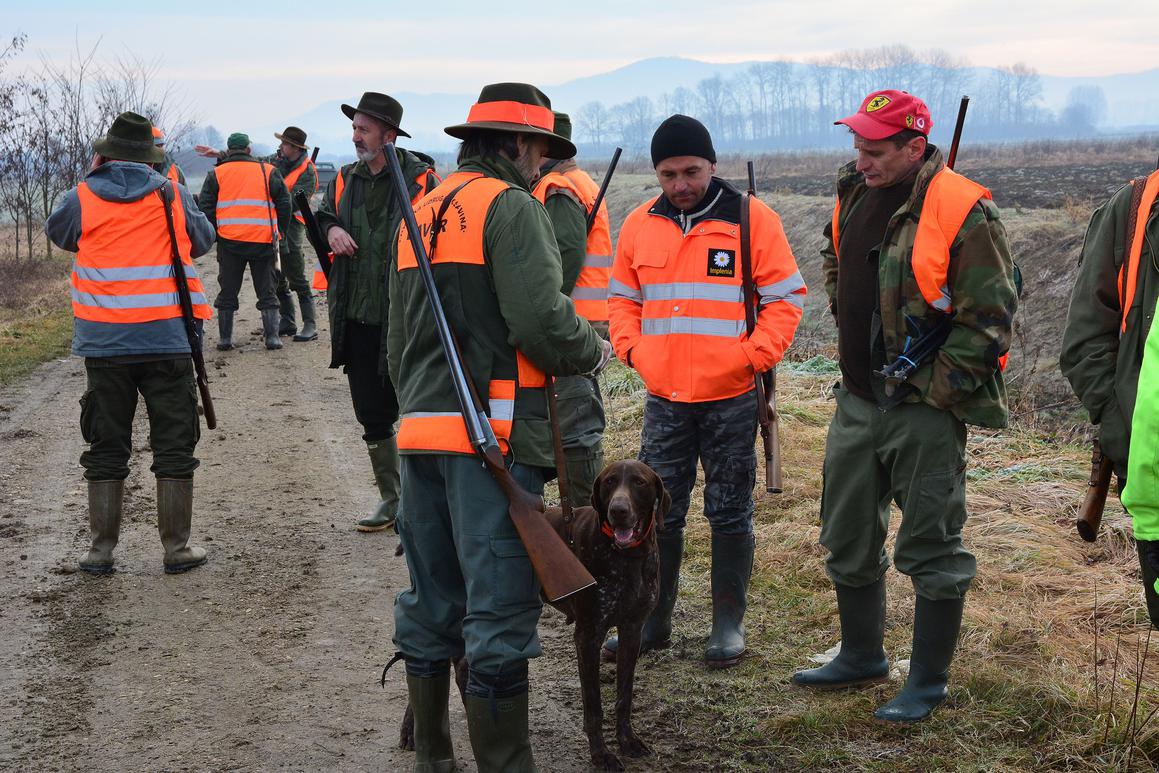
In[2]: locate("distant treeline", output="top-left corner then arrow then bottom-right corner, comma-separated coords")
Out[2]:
572,46 -> 1110,153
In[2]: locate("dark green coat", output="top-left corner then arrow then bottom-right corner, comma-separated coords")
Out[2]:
198,150 -> 291,262
1061,176 -> 1159,478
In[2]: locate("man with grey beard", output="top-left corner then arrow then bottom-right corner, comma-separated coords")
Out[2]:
314,91 -> 439,534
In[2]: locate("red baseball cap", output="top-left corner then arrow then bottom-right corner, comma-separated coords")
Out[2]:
835,90 -> 932,141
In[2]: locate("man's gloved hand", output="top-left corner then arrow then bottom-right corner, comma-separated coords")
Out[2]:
589,338 -> 614,376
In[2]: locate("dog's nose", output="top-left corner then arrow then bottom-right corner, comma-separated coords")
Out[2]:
606,495 -> 631,522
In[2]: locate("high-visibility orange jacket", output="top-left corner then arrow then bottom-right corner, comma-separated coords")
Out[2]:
1119,170 -> 1159,333
213,161 -> 280,243
532,161 -> 612,321
282,154 -> 317,225
609,179 -> 806,403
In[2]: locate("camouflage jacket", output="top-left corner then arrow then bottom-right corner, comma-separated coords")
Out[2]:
821,146 -> 1017,428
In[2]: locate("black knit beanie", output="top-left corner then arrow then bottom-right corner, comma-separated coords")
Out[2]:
650,114 -> 716,167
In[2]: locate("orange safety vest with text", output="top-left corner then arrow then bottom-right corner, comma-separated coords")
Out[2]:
1119,169 -> 1159,333
283,155 -> 318,225
214,161 -> 279,243
394,171 -> 547,455
72,183 -> 212,324
533,168 -> 613,322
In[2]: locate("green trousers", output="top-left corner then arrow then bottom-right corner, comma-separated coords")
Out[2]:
555,373 -> 605,507
274,220 -> 309,295
393,454 -> 546,674
820,383 -> 975,600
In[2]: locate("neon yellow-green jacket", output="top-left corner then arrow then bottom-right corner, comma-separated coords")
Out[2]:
1123,292 -> 1159,540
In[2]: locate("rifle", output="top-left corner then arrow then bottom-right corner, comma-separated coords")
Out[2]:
158,182 -> 216,430
874,96 -> 970,401
1077,440 -> 1114,542
383,142 -> 596,602
310,146 -> 319,164
294,190 -> 332,281
587,147 -> 622,233
740,162 -> 782,493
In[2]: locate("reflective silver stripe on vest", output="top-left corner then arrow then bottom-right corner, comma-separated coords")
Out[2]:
931,288 -> 952,312
74,264 -> 198,282
641,317 -> 745,337
757,271 -> 805,302
489,399 -> 515,422
71,289 -> 209,308
641,282 -> 743,303
402,411 -> 461,419
217,217 -> 275,227
216,199 -> 272,209
584,253 -> 613,268
609,278 -> 642,304
571,286 -> 609,301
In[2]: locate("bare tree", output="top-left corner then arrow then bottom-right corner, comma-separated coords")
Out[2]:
575,101 -> 610,149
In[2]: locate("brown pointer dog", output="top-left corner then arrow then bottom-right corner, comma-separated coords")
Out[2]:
546,459 -> 670,772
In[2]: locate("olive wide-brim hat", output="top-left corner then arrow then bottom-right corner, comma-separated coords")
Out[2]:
274,125 -> 309,150
93,111 -> 165,164
340,92 -> 411,138
445,83 -> 576,159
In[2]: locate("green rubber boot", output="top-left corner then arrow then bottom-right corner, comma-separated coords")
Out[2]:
79,480 -> 123,575
277,292 -> 297,336
157,478 -> 207,574
792,578 -> 889,689
464,690 -> 536,773
216,309 -> 234,351
874,596 -> 965,723
602,531 -> 684,660
356,437 -> 400,532
704,532 -> 754,668
407,672 -> 456,773
292,291 -> 318,342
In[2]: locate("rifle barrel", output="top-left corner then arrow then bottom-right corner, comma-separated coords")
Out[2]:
947,96 -> 970,171
587,147 -> 622,233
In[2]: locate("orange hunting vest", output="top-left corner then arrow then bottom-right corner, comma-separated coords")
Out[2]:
1119,169 -> 1159,333
533,168 -> 612,322
394,171 -> 547,455
72,183 -> 211,324
214,161 -> 279,243
283,155 -> 317,225
165,164 -> 181,185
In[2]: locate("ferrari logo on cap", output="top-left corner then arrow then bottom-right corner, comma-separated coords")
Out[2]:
865,95 -> 891,113
905,115 -> 914,127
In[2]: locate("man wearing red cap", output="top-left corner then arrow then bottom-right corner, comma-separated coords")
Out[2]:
791,90 -> 1017,723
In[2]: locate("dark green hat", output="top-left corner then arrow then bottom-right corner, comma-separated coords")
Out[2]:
227,132 -> 251,149
93,112 -> 164,164
445,83 -> 576,160
551,111 -> 573,143
341,92 -> 411,138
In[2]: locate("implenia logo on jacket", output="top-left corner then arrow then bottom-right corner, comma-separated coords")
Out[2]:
707,248 -> 736,277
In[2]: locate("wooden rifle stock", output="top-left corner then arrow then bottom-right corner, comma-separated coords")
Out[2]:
1077,440 -> 1113,542
741,162 -> 782,493
384,142 -> 595,602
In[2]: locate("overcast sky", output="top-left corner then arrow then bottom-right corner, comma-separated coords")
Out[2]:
8,1 -> 1159,129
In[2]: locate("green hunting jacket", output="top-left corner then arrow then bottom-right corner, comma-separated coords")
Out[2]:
821,146 -> 1018,428
387,153 -> 602,469
265,151 -> 318,201
1061,176 -> 1159,479
315,148 -> 438,372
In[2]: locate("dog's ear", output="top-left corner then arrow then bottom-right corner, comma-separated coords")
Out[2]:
591,465 -> 609,513
652,472 -> 671,531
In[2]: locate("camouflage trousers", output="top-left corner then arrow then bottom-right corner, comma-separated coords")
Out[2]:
820,382 -> 976,601
639,391 -> 757,536
274,220 -> 310,296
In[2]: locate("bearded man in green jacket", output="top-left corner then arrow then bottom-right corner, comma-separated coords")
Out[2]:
388,83 -> 610,773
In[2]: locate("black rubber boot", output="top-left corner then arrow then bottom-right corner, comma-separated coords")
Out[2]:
603,531 -> 683,661
406,671 -> 456,773
261,308 -> 283,350
792,578 -> 889,689
292,291 -> 318,342
277,292 -> 297,336
464,690 -> 535,773
157,478 -> 207,574
216,309 -> 234,351
79,480 -> 123,575
874,595 -> 965,723
704,532 -> 754,668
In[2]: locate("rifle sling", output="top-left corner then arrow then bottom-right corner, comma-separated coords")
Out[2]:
1121,176 -> 1148,311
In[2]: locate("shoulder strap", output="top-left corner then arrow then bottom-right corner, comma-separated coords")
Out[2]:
428,176 -> 482,260
1120,176 -> 1148,305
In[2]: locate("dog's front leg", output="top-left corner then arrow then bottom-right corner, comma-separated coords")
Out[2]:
577,627 -> 622,771
614,622 -> 651,758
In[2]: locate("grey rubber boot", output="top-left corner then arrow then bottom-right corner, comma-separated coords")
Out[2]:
79,480 -> 124,575
792,578 -> 889,689
602,531 -> 684,660
874,595 -> 965,723
277,291 -> 297,336
157,478 -> 207,574
292,291 -> 318,342
260,307 -> 283,350
216,309 -> 234,351
407,672 -> 456,773
464,690 -> 536,773
704,531 -> 754,668
356,437 -> 400,532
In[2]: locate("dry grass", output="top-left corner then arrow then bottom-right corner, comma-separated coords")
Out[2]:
0,249 -> 73,385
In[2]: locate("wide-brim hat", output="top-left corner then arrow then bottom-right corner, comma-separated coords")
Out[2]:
94,111 -> 165,164
340,92 -> 411,138
274,125 -> 309,150
445,83 -> 576,160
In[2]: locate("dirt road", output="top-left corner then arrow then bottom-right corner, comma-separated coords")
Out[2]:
0,251 -> 593,772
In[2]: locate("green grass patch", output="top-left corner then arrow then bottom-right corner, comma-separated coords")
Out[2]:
0,308 -> 72,385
